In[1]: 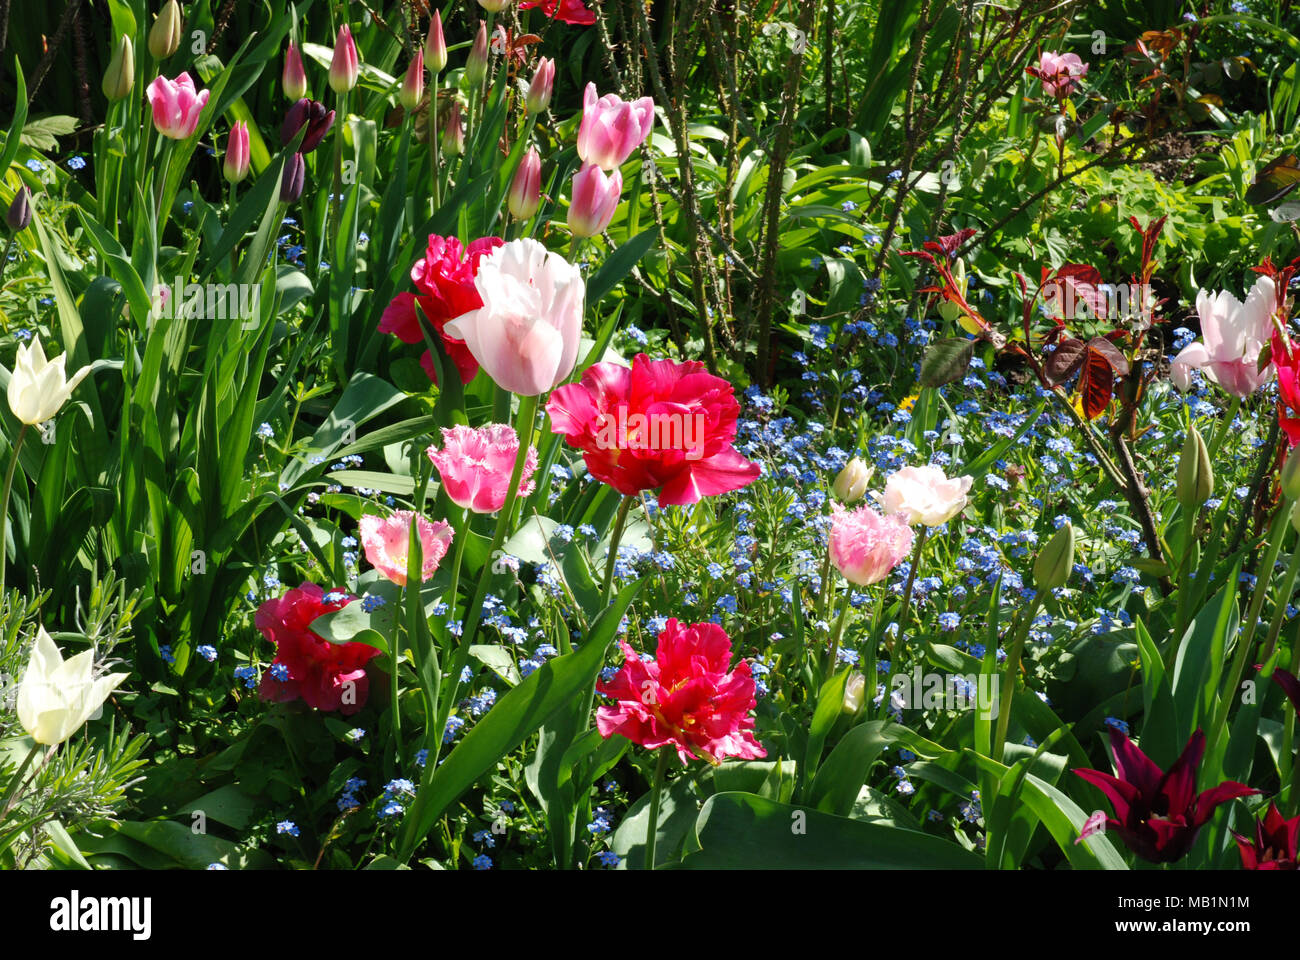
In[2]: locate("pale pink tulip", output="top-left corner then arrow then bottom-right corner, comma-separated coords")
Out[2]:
283,41 -> 308,100
360,511 -> 453,586
427,424 -> 539,514
329,24 -> 360,93
526,57 -> 555,114
443,239 -> 585,396
883,465 -> 972,527
568,162 -> 621,238
146,73 -> 209,139
1171,276 -> 1275,399
509,147 -> 541,220
576,82 -> 654,170
1029,51 -> 1088,98
829,503 -> 914,586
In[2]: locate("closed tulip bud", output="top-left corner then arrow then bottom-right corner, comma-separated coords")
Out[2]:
223,121 -> 250,184
283,41 -> 308,100
937,257 -> 967,325
17,626 -> 128,746
148,0 -> 183,60
526,57 -> 555,114
842,671 -> 866,714
280,152 -> 306,203
477,0 -> 511,11
426,11 -> 448,73
1283,444 -> 1300,501
281,98 -> 335,153
466,22 -> 489,86
7,338 -> 92,425
6,186 -> 32,232
102,34 -> 135,101
567,162 -> 621,238
832,457 -> 872,504
508,147 -> 541,220
329,24 -> 360,94
400,48 -> 425,111
1033,521 -> 1075,593
1291,498 -> 1300,535
441,100 -> 465,157
1176,424 -> 1213,510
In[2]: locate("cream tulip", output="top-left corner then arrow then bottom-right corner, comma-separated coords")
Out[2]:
7,338 -> 92,425
17,627 -> 128,746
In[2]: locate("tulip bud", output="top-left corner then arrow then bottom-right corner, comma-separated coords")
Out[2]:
1283,444 -> 1300,501
508,147 -> 541,220
329,24 -> 360,94
832,457 -> 872,504
223,121 -> 250,184
477,0 -> 511,11
441,100 -> 465,157
1176,424 -> 1214,511
400,48 -> 425,111
6,187 -> 32,232
1033,521 -> 1075,593
280,152 -> 306,203
466,22 -> 489,87
1291,498 -> 1300,535
526,57 -> 555,114
102,34 -> 135,101
842,671 -> 866,714
283,41 -> 308,100
281,98 -> 336,153
937,257 -> 967,325
426,11 -> 448,74
568,162 -> 621,238
148,0 -> 183,60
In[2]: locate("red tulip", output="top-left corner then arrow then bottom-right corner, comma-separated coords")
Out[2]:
519,0 -> 596,26
1234,801 -> 1299,870
1074,728 -> 1258,863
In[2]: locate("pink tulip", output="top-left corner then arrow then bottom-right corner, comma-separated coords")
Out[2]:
283,41 -> 308,100
525,57 -> 555,114
444,239 -> 585,396
568,162 -> 621,238
828,503 -> 914,586
427,424 -> 539,514
360,511 -> 453,586
400,47 -> 425,111
223,120 -> 250,184
576,82 -> 654,171
1028,51 -> 1088,98
883,465 -> 973,527
329,24 -> 359,94
508,147 -> 541,220
426,11 -> 448,73
146,73 -> 209,140
466,22 -> 489,86
1172,276 -> 1275,400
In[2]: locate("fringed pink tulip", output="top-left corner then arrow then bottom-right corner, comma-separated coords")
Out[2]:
828,503 -> 914,586
427,423 -> 539,514
359,511 -> 453,586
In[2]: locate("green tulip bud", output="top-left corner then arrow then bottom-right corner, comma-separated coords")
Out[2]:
937,257 -> 967,325
1033,521 -> 1075,592
1176,425 -> 1213,511
102,34 -> 135,102
832,457 -> 872,504
148,0 -> 183,60
1282,444 -> 1300,501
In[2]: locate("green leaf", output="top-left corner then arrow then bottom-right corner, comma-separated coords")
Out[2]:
586,227 -> 658,305
1172,577 -> 1238,743
919,337 -> 975,388
678,792 -> 985,869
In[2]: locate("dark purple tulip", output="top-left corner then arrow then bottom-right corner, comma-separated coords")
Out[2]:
280,152 -> 305,203
1075,728 -> 1257,863
6,187 -> 32,231
280,98 -> 335,154
1234,801 -> 1299,870
1274,668 -> 1300,713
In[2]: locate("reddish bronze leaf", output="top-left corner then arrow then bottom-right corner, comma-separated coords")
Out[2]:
1044,337 -> 1088,384
1078,350 -> 1114,420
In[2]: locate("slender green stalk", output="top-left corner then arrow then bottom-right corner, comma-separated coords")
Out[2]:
893,525 -> 928,654
644,748 -> 668,871
0,739 -> 40,820
600,495 -> 635,608
825,589 -> 851,682
430,71 -> 442,210
1261,542 -> 1300,667
0,424 -> 28,591
1206,396 -> 1241,461
992,594 -> 1042,764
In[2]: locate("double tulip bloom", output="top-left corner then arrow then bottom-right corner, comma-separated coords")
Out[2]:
882,464 -> 972,527
829,502 -> 913,586
146,73 -> 209,140
596,619 -> 766,765
444,238 -> 585,397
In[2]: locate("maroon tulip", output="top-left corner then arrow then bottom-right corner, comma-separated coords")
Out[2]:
280,153 -> 305,203
1234,801 -> 1299,870
281,98 -> 335,154
1074,728 -> 1258,863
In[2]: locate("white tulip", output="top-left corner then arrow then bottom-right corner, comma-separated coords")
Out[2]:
883,464 -> 973,527
16,627 -> 127,746
7,338 -> 92,426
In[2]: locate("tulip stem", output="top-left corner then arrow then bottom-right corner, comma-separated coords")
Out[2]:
430,72 -> 442,210
992,593 -> 1042,764
600,495 -> 635,609
0,424 -> 27,592
644,747 -> 668,871
825,590 -> 851,683
1206,396 -> 1241,462
0,234 -> 16,277
892,525 -> 928,656
0,739 -> 40,820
